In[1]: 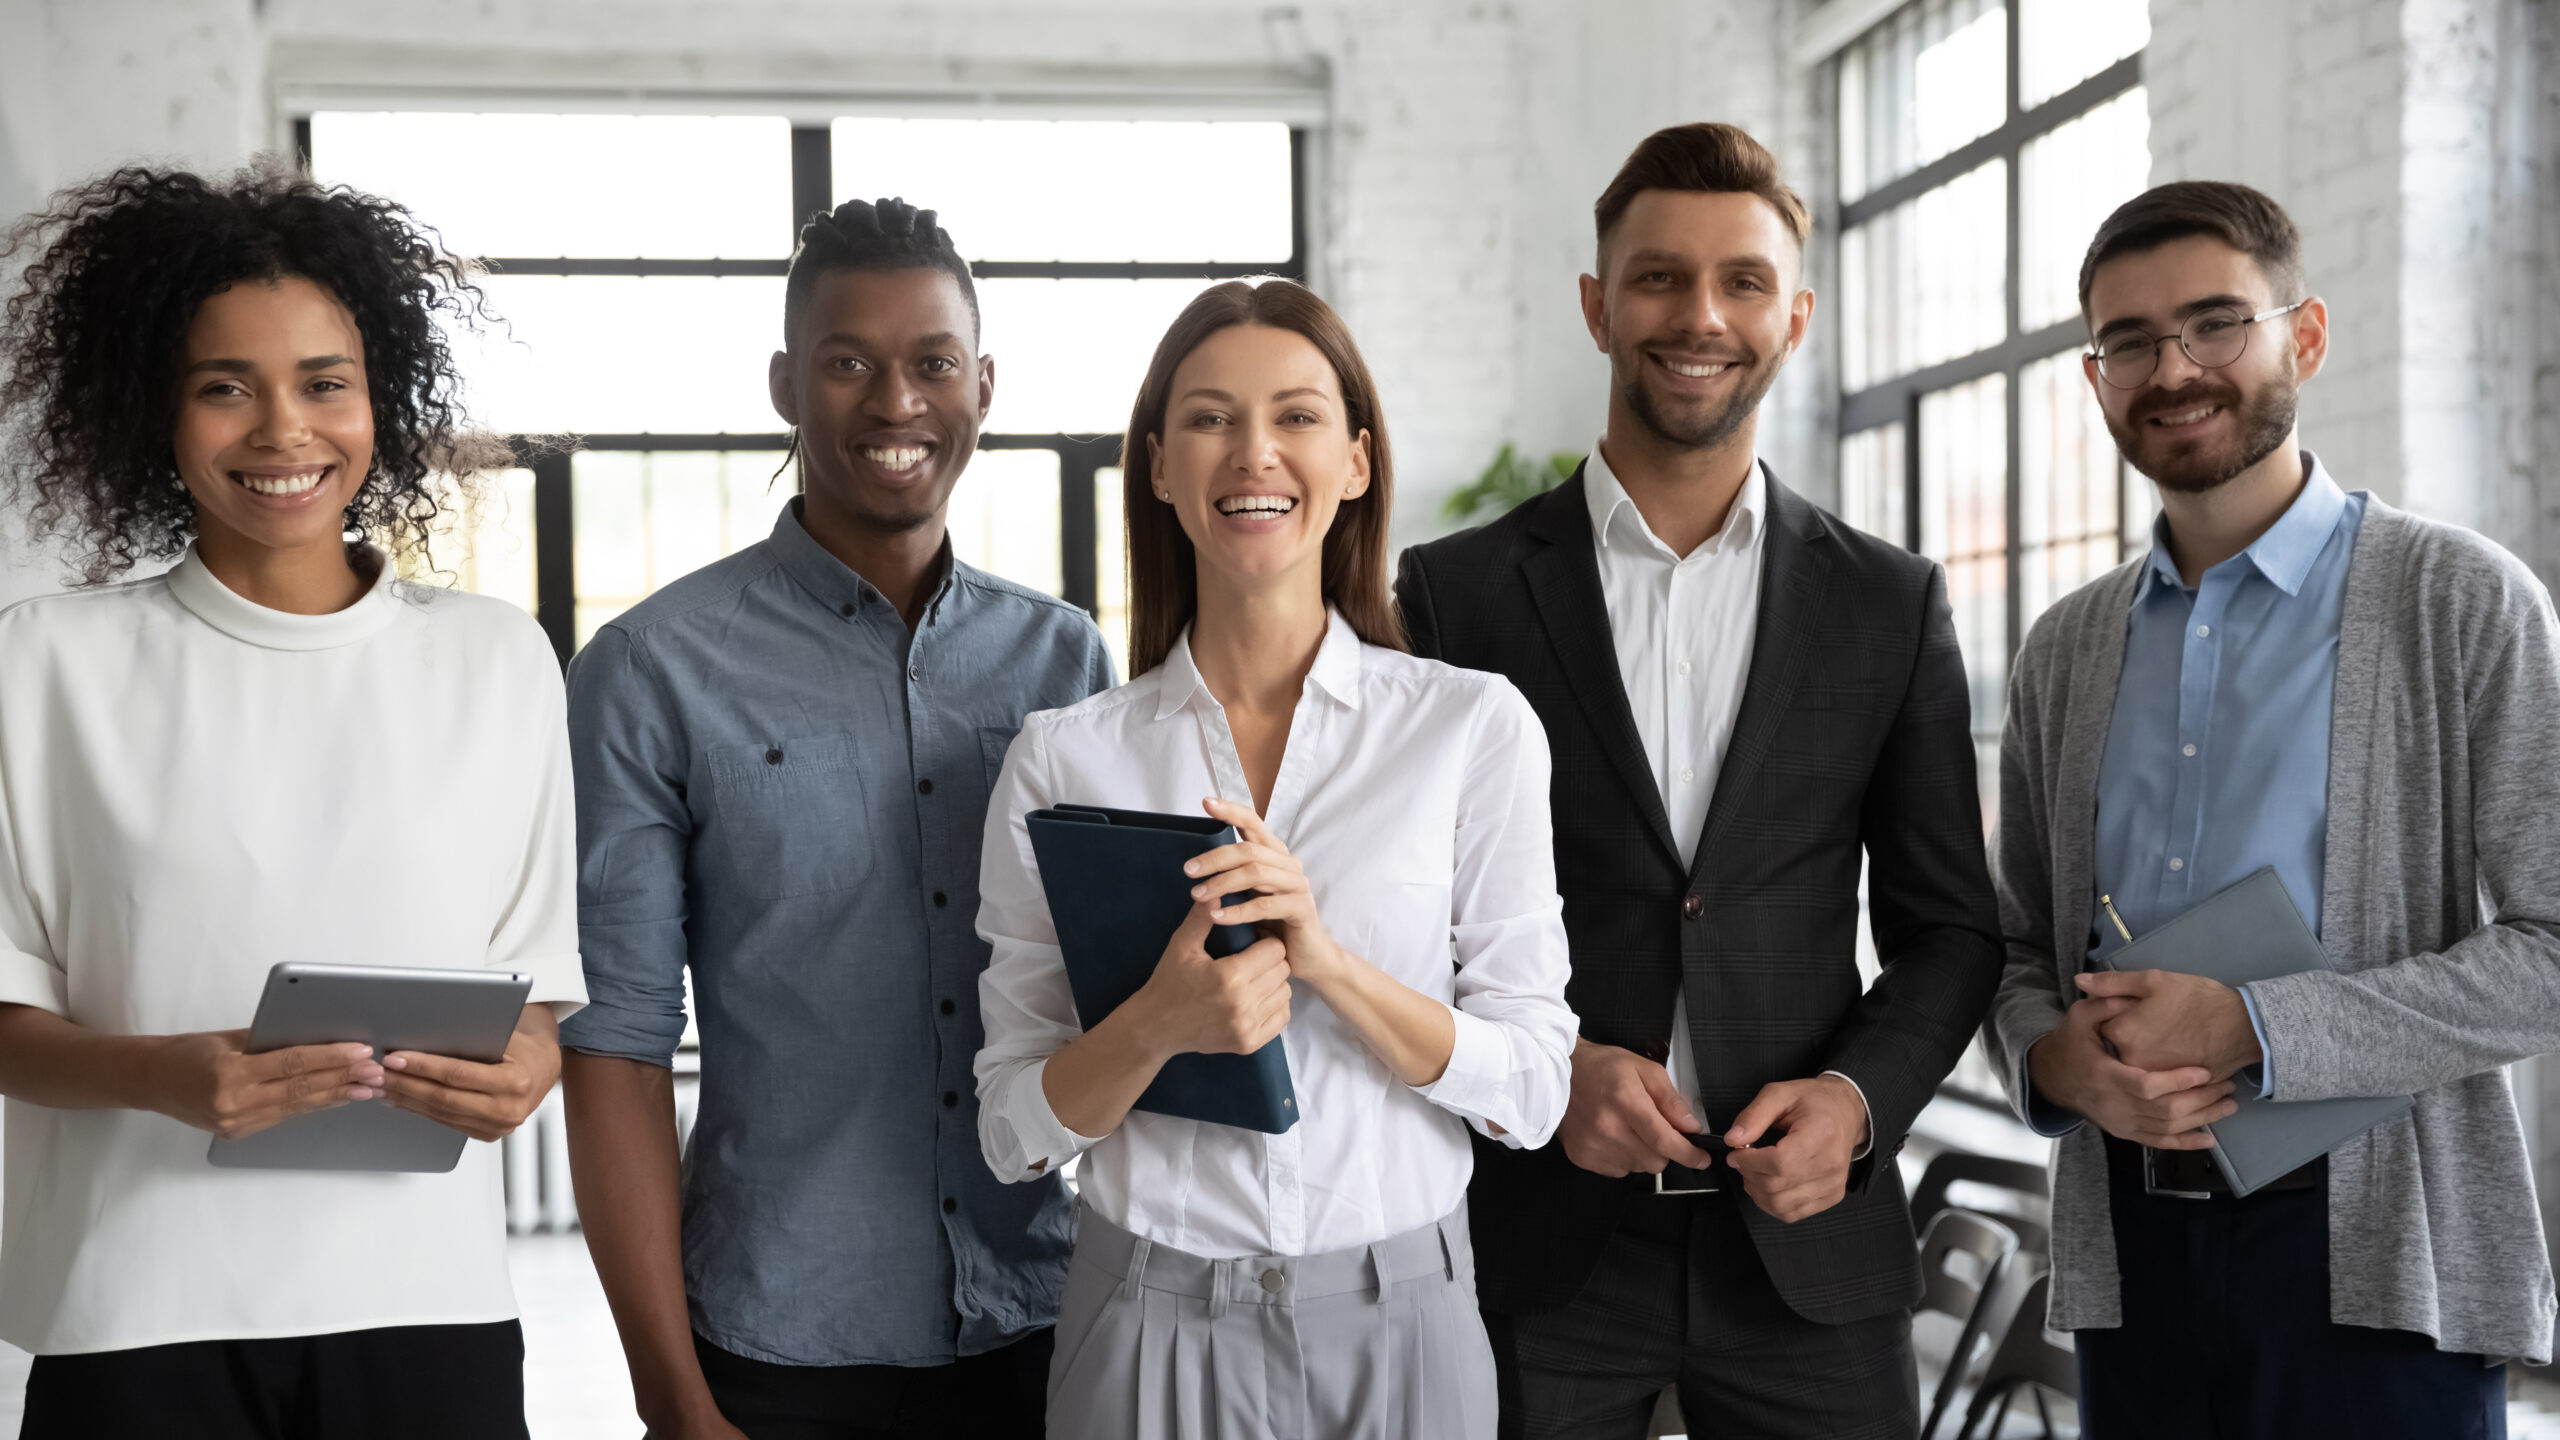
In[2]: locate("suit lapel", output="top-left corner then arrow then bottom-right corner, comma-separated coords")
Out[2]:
1521,471 -> 1684,868
1692,473 -> 1833,881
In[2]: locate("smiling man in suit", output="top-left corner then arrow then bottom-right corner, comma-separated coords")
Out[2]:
1396,123 -> 2006,1439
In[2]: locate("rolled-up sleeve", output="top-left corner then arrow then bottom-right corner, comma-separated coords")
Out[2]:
557,624 -> 693,1066
1413,680 -> 1577,1148
0,749 -> 63,1017
972,714 -> 1106,1180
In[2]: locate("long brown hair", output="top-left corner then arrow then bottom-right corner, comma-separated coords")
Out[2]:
1120,278 -> 1408,677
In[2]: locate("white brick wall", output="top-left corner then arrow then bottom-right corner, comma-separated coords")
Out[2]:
2149,0 -> 2407,511
2148,0 -> 2560,590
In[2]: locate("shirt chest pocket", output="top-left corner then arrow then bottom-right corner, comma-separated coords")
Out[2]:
704,734 -> 877,899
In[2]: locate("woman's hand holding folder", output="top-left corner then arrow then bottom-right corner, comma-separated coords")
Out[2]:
1185,797 -> 1459,1090
1130,901 -> 1297,1059
1039,901 -> 1293,1142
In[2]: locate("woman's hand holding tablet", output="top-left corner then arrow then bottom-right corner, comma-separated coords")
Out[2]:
380,1005 -> 563,1142
145,1030 -> 386,1139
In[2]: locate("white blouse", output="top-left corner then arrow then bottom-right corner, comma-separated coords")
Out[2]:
0,549 -> 585,1354
974,612 -> 1577,1261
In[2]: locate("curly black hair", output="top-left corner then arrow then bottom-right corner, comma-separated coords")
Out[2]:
783,195 -> 979,347
0,161 -> 502,584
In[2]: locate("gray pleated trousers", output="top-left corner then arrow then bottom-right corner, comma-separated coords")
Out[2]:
1045,1203 -> 1499,1440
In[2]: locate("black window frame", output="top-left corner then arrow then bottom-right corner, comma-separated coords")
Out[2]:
1833,6 -> 2142,660
295,116 -> 1310,664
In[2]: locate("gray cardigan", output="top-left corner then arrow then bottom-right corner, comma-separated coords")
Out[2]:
1982,492 -> 2560,1363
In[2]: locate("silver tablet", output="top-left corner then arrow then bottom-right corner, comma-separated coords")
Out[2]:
206,961 -> 533,1173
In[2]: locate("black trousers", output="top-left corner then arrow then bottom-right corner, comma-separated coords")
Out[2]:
1485,1187 -> 1918,1440
18,1319 -> 527,1440
695,1327 -> 1052,1440
2079,1173 -> 2506,1439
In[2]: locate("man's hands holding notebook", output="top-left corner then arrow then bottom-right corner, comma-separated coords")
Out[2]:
2076,968 -> 2266,1080
2028,989 -> 2237,1149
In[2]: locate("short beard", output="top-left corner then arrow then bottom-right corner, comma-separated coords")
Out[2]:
1615,338 -> 1783,453
843,497 -> 941,534
2107,360 -> 2299,495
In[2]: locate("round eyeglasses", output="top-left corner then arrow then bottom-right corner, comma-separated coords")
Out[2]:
2087,299 -> 2308,389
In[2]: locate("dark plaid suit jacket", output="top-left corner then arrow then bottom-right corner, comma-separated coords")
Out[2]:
1397,465 -> 2003,1326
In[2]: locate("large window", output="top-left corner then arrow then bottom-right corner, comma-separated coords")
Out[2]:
305,112 -> 1304,670
1833,0 -> 2153,811
1833,0 -> 2152,1100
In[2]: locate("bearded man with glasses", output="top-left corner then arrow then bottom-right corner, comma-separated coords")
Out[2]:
1982,179 -> 2560,1436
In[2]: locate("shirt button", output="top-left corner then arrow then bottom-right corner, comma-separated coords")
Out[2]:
933,891 -> 948,907
1681,894 -> 1704,921
1677,660 -> 1693,676
918,778 -> 934,795
943,1090 -> 958,1109
1678,767 -> 1695,784
1259,1268 -> 1285,1294
2169,857 -> 2186,872
940,998 -> 957,1016
2183,744 -> 2198,757
2195,624 -> 2211,638
764,748 -> 784,765
943,1197 -> 957,1215
840,602 -> 855,618
910,666 -> 923,683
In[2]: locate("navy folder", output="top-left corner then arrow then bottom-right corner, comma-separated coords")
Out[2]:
1024,805 -> 1299,1134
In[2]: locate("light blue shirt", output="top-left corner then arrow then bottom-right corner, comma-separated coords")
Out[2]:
2029,455 -> 2363,1135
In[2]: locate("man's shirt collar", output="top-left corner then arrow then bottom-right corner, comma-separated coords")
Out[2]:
767,496 -> 956,623
1584,436 -> 1764,561
2138,451 -> 2349,603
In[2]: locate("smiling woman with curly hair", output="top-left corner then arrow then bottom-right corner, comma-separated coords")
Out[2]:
0,162 -> 506,588
0,164 -> 583,1440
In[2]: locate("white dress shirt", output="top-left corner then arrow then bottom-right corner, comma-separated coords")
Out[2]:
975,611 -> 1578,1261
1584,443 -> 1870,1149
0,549 -> 586,1354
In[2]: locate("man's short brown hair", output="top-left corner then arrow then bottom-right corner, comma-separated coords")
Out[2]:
2077,180 -> 2307,324
1593,122 -> 1811,268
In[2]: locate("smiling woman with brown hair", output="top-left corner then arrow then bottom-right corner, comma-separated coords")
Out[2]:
0,164 -> 584,1438
972,278 -> 1579,1438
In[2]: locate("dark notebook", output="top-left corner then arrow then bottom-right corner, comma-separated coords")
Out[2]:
1025,805 -> 1299,1134
2095,866 -> 2412,1195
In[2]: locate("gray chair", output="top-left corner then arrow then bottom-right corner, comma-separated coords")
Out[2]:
1910,1152 -> 2051,1256
1955,1269 -> 2077,1440
1915,1210 -> 2020,1440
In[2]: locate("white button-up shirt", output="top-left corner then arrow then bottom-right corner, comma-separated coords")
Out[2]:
1585,442 -> 1768,871
974,612 -> 1577,1260
1586,442 -> 1764,1118
1585,444 -> 1871,1150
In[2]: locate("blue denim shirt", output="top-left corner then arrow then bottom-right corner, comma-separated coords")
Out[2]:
2029,456 -> 2364,1136
559,499 -> 1114,1366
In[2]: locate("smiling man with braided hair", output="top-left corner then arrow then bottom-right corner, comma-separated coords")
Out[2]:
559,196 -> 1113,1440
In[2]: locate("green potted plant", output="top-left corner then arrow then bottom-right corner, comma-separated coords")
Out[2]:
1441,443 -> 1584,524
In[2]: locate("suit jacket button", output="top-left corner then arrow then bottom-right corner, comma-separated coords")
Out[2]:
1682,894 -> 1703,921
